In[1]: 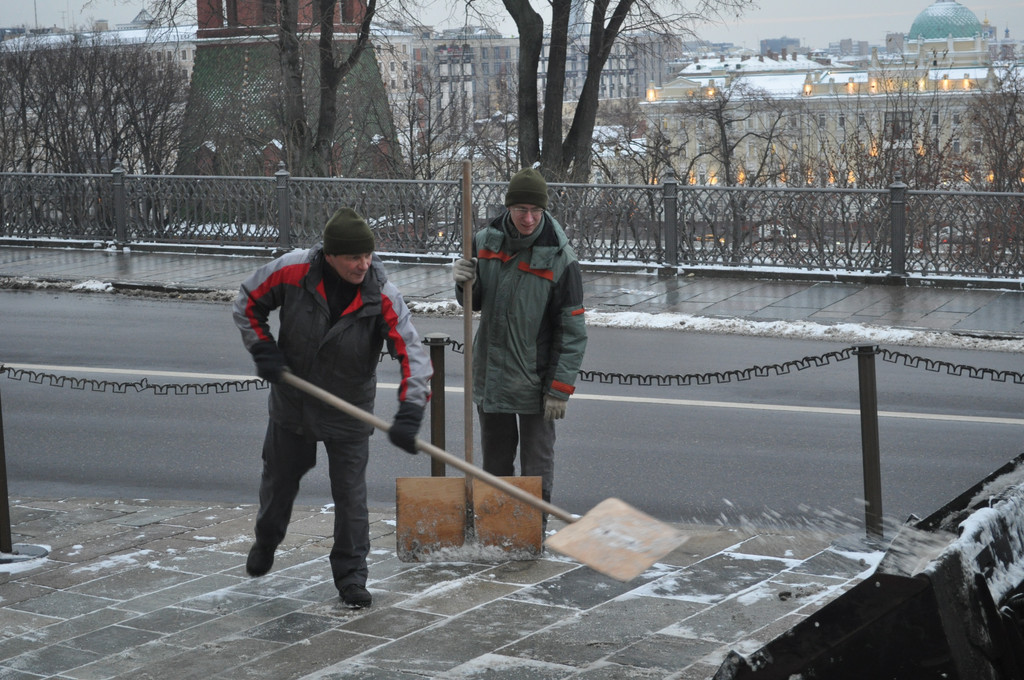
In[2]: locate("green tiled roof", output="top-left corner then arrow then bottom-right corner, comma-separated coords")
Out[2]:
908,0 -> 983,40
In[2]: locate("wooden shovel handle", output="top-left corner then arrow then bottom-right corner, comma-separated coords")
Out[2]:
281,372 -> 576,524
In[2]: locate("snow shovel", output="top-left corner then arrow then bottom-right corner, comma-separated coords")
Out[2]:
395,160 -> 544,561
281,371 -> 688,582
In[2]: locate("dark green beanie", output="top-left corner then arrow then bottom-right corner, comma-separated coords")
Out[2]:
504,168 -> 549,209
322,207 -> 374,255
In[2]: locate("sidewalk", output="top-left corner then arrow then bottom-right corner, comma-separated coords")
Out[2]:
2,244 -> 1024,337
0,243 -> 1016,678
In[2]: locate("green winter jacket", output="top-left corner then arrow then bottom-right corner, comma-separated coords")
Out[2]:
456,211 -> 587,413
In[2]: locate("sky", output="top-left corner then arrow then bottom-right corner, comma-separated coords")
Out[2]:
3,0 -> 1023,51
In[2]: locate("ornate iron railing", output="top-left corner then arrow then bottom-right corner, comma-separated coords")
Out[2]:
2,165 -> 1023,279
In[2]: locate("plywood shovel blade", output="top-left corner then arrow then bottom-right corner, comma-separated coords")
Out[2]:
472,477 -> 543,556
395,475 -> 542,561
395,477 -> 466,561
545,498 -> 688,582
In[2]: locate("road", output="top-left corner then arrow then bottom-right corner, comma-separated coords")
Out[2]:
2,288 -> 1023,534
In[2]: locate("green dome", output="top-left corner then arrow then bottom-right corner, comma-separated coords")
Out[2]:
908,0 -> 983,40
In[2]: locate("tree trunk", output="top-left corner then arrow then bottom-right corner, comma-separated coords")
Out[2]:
503,0 -> 543,168
310,0 -> 375,176
540,0 -> 571,176
279,0 -> 312,175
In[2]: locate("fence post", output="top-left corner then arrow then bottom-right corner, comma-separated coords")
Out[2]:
855,344 -> 884,539
888,173 -> 907,279
662,171 -> 679,272
0,380 -> 11,553
423,333 -> 449,477
275,162 -> 291,251
111,161 -> 127,248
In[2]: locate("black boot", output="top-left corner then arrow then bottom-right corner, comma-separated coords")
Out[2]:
245,542 -> 275,577
340,584 -> 372,608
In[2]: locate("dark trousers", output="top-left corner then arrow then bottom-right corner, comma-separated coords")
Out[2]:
477,409 -> 556,505
253,420 -> 370,590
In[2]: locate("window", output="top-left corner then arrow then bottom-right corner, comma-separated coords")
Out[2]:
931,112 -> 939,126
838,114 -> 846,128
817,113 -> 826,128
884,110 -> 911,141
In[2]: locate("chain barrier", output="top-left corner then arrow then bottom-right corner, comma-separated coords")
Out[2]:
879,348 -> 1024,384
2,343 -> 1022,394
0,364 -> 268,395
577,348 -> 854,386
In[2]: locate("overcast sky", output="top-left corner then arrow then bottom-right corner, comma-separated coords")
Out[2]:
3,0 -> 1023,51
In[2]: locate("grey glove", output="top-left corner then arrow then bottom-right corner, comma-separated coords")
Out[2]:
543,395 -> 567,421
453,257 -> 477,285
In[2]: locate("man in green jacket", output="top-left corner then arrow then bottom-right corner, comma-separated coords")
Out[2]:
453,168 -> 588,528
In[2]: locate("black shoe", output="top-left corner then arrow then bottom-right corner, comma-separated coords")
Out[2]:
340,584 -> 372,608
245,542 -> 275,577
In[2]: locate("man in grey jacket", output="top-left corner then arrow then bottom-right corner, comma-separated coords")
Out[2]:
233,207 -> 431,608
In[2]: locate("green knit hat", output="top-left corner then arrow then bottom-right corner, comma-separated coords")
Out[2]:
323,207 -> 374,255
504,168 -> 549,210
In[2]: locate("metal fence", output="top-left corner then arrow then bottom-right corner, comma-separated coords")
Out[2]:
2,164 -> 1023,279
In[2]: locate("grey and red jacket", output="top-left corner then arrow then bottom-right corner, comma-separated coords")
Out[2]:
456,211 -> 587,414
233,246 -> 431,439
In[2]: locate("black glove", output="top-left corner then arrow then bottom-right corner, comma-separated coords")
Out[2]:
251,341 -> 288,384
388,401 -> 424,454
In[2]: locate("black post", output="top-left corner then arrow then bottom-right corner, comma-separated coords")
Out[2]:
423,333 -> 449,477
888,173 -> 907,279
112,161 -> 127,248
662,171 -> 679,270
855,344 -> 884,539
275,162 -> 291,251
0,380 -> 12,553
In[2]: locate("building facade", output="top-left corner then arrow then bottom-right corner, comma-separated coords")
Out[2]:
644,0 -> 1022,190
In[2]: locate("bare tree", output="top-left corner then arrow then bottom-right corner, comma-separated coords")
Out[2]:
966,64 -> 1024,193
385,59 -> 476,180
0,35 -> 191,174
500,0 -> 752,182
681,82 -> 788,188
117,46 -> 191,174
466,70 -> 522,181
0,44 -> 49,172
590,96 -> 685,184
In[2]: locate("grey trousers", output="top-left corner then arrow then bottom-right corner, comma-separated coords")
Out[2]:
253,420 -> 370,590
477,409 -> 556,505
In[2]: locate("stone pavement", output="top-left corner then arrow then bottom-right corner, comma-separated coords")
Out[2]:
2,497 -> 879,680
0,243 -> 1019,679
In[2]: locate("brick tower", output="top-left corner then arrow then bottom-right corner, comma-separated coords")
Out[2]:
177,0 -> 395,177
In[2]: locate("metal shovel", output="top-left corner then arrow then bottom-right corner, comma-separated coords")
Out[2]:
281,371 -> 687,582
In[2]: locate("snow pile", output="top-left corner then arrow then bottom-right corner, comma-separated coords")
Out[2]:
71,280 -> 115,293
584,310 -> 1024,352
